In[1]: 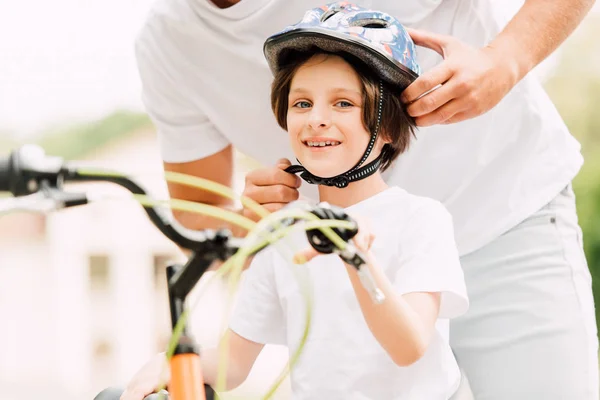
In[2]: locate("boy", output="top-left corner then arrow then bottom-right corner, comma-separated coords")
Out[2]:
122,3 -> 468,399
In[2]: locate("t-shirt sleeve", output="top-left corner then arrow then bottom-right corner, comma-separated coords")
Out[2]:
134,19 -> 230,163
229,249 -> 286,345
393,200 -> 469,319
392,1 -> 444,25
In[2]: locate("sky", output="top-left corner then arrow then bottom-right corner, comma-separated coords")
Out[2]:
0,0 -> 597,139
0,0 -> 153,138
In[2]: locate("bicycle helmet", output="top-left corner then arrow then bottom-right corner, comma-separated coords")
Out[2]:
264,2 -> 421,188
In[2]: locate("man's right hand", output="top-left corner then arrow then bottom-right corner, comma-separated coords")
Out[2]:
241,158 -> 301,222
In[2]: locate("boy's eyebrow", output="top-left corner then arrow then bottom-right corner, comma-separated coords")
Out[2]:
289,87 -> 362,97
289,88 -> 309,94
331,87 -> 362,97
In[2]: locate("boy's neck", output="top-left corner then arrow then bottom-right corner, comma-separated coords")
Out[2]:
317,172 -> 389,208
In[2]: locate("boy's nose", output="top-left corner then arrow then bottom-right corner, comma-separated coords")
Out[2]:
307,107 -> 331,130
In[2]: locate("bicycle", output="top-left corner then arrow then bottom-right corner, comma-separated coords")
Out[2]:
0,144 -> 384,400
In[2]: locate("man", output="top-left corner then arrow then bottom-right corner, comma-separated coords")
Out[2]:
133,0 -> 598,398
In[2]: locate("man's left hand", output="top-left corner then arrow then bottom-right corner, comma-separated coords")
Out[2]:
401,28 -> 520,127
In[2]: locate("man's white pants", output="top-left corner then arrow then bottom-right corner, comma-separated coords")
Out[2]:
451,185 -> 599,399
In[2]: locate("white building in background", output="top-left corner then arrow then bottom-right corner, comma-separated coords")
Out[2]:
0,129 -> 289,400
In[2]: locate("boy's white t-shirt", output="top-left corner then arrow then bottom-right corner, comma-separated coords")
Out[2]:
135,0 -> 583,255
229,187 -> 469,400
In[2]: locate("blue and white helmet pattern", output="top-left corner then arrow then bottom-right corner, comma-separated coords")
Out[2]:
264,2 -> 420,89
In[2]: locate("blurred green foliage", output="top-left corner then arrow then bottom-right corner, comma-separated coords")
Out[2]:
37,110 -> 153,160
0,110 -> 153,160
545,14 -> 600,331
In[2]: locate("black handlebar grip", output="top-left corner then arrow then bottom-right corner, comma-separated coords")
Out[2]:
0,156 -> 11,192
306,203 -> 359,254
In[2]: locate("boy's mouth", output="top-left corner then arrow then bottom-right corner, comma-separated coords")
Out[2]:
302,140 -> 341,148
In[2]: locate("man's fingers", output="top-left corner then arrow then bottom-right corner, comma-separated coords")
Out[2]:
441,110 -> 473,125
414,98 -> 464,127
402,63 -> 453,104
276,159 -> 302,187
244,184 -> 299,204
276,158 -> 292,168
406,77 -> 463,117
246,167 -> 301,188
406,28 -> 449,56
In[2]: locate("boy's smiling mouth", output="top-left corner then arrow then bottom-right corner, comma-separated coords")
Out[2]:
302,138 -> 342,148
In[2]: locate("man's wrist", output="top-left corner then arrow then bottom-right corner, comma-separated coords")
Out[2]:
483,38 -> 527,91
484,0 -> 595,88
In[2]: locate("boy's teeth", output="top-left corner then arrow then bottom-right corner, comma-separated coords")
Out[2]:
307,141 -> 339,147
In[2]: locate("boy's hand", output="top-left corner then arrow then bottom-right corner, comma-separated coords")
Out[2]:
346,214 -> 375,254
294,214 -> 375,263
121,353 -> 170,400
242,158 -> 301,221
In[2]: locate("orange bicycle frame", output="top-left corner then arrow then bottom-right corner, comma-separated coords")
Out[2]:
170,352 -> 206,400
165,257 -> 223,400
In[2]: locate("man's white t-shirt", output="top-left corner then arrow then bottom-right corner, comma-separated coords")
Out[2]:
135,0 -> 583,255
229,187 -> 469,399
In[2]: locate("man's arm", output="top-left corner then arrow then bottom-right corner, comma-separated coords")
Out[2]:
164,144 -> 248,237
491,0 -> 596,81
165,147 -> 301,238
401,0 -> 596,126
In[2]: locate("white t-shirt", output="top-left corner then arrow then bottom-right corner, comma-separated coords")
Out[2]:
230,187 -> 469,400
135,0 -> 583,255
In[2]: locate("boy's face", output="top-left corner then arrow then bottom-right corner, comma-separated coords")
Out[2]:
287,54 -> 385,178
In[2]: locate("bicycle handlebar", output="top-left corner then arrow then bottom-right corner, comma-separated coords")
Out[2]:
0,145 -> 239,253
0,145 -> 382,302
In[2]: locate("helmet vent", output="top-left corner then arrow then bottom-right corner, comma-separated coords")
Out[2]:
351,18 -> 389,29
321,9 -> 340,22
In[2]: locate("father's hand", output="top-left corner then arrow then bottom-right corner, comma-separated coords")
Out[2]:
242,158 -> 301,221
401,28 -> 519,127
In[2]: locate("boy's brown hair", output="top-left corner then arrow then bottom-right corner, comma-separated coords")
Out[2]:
270,48 -> 416,172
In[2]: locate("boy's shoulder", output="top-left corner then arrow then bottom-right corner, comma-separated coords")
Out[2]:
350,186 -> 452,225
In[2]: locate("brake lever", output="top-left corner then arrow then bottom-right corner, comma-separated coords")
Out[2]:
0,192 -> 56,215
0,187 -> 87,216
335,242 -> 385,304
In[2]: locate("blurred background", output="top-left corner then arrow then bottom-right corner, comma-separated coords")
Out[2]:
0,1 -> 599,399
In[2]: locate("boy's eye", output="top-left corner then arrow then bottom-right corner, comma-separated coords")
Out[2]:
293,101 -> 311,109
336,101 -> 353,108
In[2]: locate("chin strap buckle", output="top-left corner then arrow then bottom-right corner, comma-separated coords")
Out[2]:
304,173 -> 350,188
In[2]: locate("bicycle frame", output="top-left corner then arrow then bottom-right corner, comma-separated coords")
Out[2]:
164,244 -> 238,400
